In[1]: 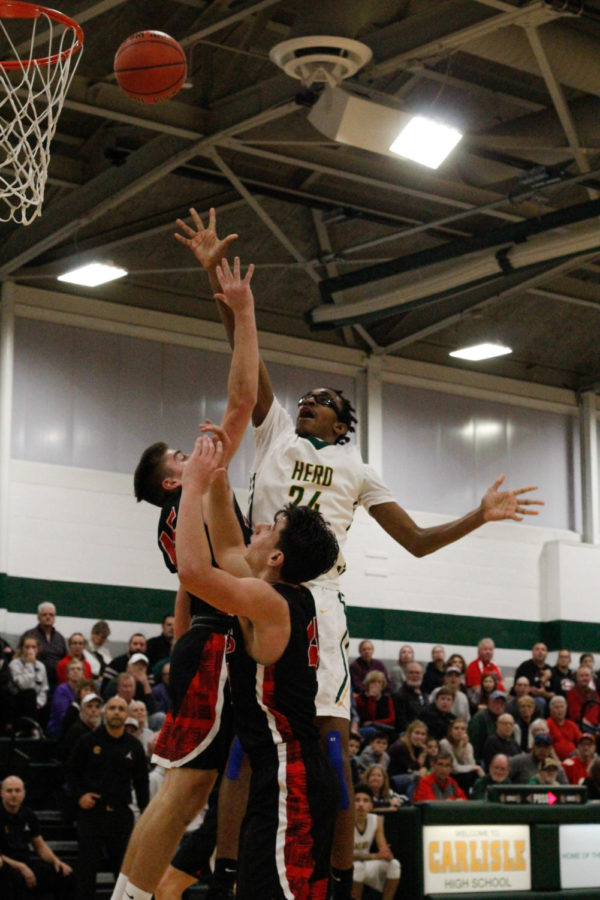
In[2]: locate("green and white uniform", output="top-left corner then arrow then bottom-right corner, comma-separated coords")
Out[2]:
249,397 -> 394,718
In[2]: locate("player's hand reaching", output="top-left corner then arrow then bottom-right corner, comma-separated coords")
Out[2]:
174,206 -> 238,270
481,474 -> 544,522
183,435 -> 225,494
198,419 -> 235,467
214,256 -> 254,314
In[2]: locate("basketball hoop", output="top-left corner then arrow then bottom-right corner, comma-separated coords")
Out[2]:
0,1 -> 84,225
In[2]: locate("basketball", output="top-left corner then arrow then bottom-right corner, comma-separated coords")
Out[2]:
114,31 -> 187,103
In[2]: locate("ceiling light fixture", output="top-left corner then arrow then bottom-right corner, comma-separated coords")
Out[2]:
58,262 -> 128,286
450,343 -> 512,361
389,115 -> 463,169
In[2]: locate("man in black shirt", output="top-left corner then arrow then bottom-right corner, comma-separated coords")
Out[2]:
145,615 -> 174,670
549,649 -> 576,697
0,775 -> 74,897
67,696 -> 149,900
514,643 -> 554,711
394,662 -> 428,733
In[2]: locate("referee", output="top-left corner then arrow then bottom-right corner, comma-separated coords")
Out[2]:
66,695 -> 149,900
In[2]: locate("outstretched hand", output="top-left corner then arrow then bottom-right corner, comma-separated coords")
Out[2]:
182,435 -> 225,494
481,474 -> 544,522
199,419 -> 234,467
214,256 -> 255,313
174,206 -> 238,270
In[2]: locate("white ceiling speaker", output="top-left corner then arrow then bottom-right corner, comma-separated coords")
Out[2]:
269,35 -> 373,87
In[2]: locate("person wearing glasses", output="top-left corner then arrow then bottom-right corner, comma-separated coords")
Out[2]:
56,633 -> 93,684
174,206 -> 545,900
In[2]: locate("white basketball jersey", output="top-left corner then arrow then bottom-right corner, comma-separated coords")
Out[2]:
354,813 -> 379,858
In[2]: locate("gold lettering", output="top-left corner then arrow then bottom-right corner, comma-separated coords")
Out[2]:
503,840 -> 516,871
441,842 -> 454,873
313,464 -> 324,483
482,840 -> 489,871
454,841 -> 468,872
429,842 -> 440,873
490,841 -> 501,871
514,841 -> 526,871
291,460 -> 304,481
322,466 -> 333,486
470,841 -> 483,872
304,463 -> 314,481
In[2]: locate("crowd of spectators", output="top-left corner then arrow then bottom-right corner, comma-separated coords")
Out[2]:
349,638 -> 600,805
0,603 -> 174,899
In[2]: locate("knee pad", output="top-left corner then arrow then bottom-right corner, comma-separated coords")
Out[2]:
225,737 -> 244,780
353,861 -> 365,883
387,858 -> 401,880
326,730 -> 349,810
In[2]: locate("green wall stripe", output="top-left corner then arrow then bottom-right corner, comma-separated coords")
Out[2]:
1,574 -> 598,650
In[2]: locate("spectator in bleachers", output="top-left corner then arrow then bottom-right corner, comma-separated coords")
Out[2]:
145,615 -> 175,671
439,718 -> 483,793
128,700 -> 158,759
361,765 -> 405,811
351,641 -> 391,696
67,695 -> 149,900
513,695 -> 537,751
9,636 -> 49,730
355,671 -> 395,740
352,786 -> 401,900
413,752 -> 467,801
21,602 -> 67,688
514,642 -> 554,712
509,733 -> 567,784
47,660 -> 85,737
425,737 -> 440,769
431,667 -> 470,721
102,633 -> 147,684
357,731 -> 391,772
151,662 -> 172,716
468,690 -> 507,762
104,671 -> 156,719
394,662 -> 428,733
471,753 -> 512,800
0,775 -> 74,898
567,665 -> 600,732
57,693 -> 103,761
446,653 -> 467,677
583,756 -> 600,799
467,672 -> 498,715
482,713 -> 521,768
422,645 -> 446,694
549,649 -> 576,697
506,675 -> 545,717
465,638 -> 505,693
348,734 -> 363,785
56,634 -> 93,685
389,644 -> 415,695
563,733 -> 597,785
580,653 -> 597,688
389,720 -> 428,781
59,679 -> 98,740
83,620 -> 112,679
547,695 -> 582,760
422,687 -> 456,742
0,639 -> 15,736
529,757 -> 562,786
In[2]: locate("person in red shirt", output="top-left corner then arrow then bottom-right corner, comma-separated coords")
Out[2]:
547,695 -> 582,760
566,666 -> 600,729
413,753 -> 467,802
465,638 -> 505,691
356,671 -> 395,739
56,633 -> 93,684
562,733 -> 597,785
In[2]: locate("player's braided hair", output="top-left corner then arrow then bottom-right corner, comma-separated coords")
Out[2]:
134,441 -> 170,507
275,504 -> 339,584
327,388 -> 357,445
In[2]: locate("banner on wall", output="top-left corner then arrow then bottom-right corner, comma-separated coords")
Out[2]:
423,824 -> 531,894
560,823 -> 600,889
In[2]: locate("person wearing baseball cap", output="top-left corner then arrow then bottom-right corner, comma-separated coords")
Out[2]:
429,667 -> 470,721
509,730 -> 568,784
468,689 -> 508,761
563,732 -> 597,785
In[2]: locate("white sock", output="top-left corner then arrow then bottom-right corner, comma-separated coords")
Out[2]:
110,873 -> 129,900
124,882 -> 153,900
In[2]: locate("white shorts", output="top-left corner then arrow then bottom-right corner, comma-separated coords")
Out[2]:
307,581 -> 350,719
353,858 -> 401,890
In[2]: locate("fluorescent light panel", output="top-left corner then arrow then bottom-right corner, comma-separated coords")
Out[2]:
58,262 -> 128,286
390,115 -> 462,169
450,343 -> 512,361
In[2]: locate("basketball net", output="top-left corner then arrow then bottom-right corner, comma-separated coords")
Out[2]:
0,2 -> 83,225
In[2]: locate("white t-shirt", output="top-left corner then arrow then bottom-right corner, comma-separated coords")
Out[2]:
354,812 -> 379,860
249,398 -> 394,583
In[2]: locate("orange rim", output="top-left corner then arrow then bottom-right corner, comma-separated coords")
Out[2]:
0,1 -> 84,69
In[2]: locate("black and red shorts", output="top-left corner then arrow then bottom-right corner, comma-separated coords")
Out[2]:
152,622 -> 232,770
236,741 -> 337,900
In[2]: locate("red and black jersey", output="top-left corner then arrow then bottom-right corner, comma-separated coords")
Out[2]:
157,487 -> 250,619
226,583 -> 320,760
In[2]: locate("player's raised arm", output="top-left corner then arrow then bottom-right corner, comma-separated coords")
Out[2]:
174,207 -> 273,426
370,475 -> 544,558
